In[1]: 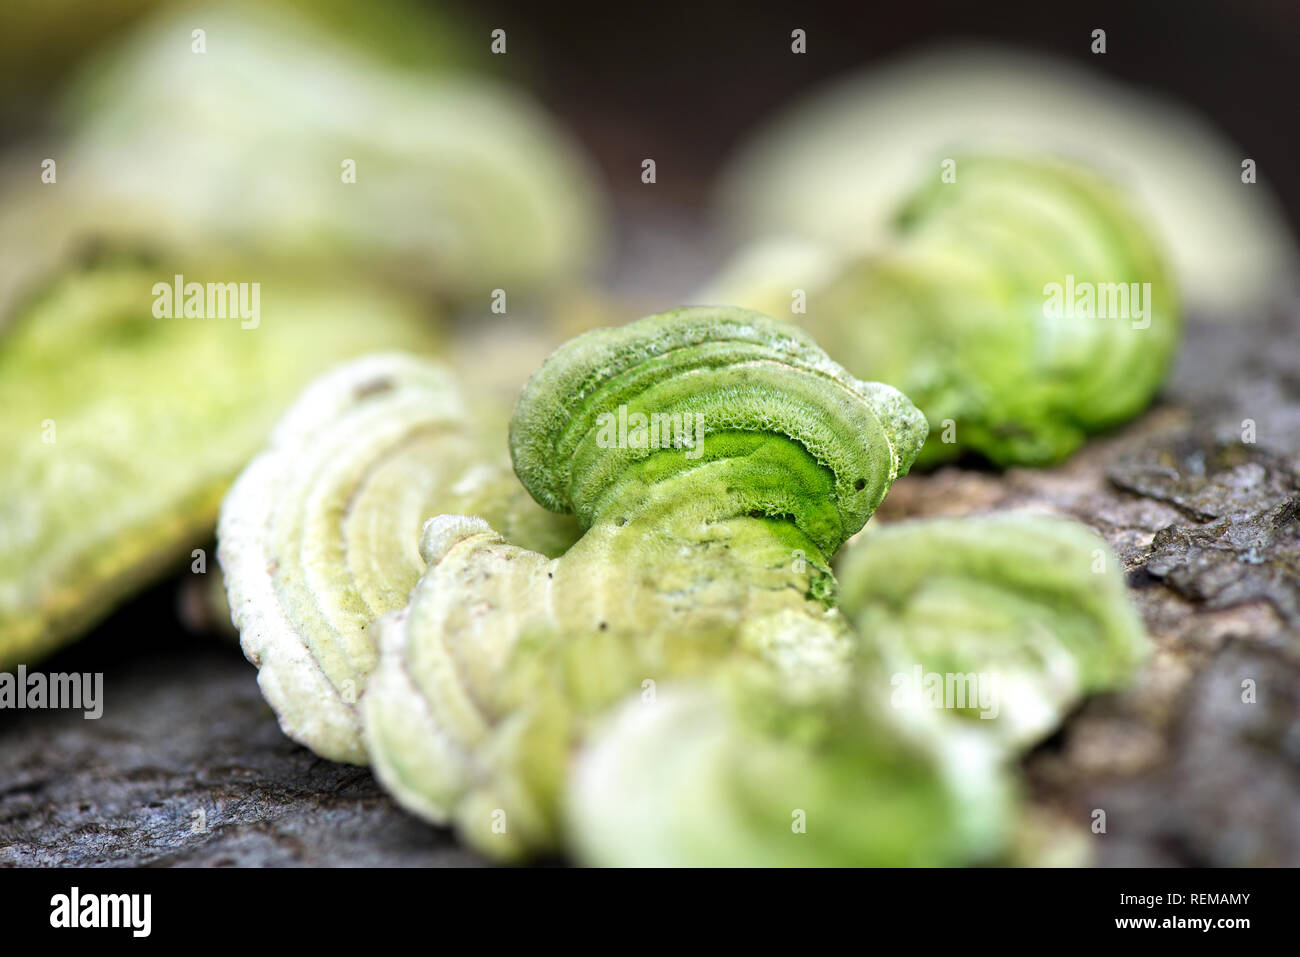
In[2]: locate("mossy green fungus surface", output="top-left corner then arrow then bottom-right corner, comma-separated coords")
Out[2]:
509,305 -> 928,552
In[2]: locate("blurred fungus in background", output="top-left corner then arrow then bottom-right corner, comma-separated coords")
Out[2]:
0,0 -> 610,320
703,152 -> 1185,467
714,43 -> 1296,318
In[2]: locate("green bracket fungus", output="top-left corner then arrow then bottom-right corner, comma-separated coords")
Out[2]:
215,308 -> 1150,865
552,513 -> 1146,867
704,153 -> 1183,467
361,306 -> 928,854
508,305 -> 928,548
716,44 -> 1294,315
836,513 -> 1149,748
0,262 -> 439,669
0,1 -> 607,319
218,354 -> 578,764
565,679 -> 1012,867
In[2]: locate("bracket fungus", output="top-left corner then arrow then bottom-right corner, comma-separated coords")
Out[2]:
561,514 -> 1150,865
0,262 -> 438,669
715,44 -> 1294,314
218,354 -> 577,764
0,1 -> 607,318
215,307 -> 1153,865
705,154 -> 1183,467
837,514 -> 1149,748
565,679 -> 1012,867
361,306 -> 928,854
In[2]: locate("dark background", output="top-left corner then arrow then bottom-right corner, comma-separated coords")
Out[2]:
3,1 -> 1293,228
458,0 -> 1299,231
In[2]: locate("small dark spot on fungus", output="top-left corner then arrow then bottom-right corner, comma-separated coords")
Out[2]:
353,377 -> 395,399
854,478 -> 866,491
599,621 -> 608,631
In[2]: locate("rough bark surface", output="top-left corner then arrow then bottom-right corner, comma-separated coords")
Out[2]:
2,309 -> 1298,867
